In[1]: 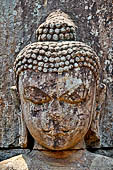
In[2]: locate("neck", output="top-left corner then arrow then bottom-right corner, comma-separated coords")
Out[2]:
42,149 -> 82,159
33,139 -> 85,158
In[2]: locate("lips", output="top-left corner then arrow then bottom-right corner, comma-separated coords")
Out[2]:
42,129 -> 74,137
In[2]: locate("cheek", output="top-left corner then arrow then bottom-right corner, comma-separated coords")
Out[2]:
25,102 -> 91,131
22,100 -> 92,150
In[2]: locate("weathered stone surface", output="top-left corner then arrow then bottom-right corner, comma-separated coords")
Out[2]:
0,149 -> 30,162
0,155 -> 28,170
14,10 -> 106,152
0,0 -> 112,151
0,9 -> 110,170
0,150 -> 113,170
92,148 -> 113,159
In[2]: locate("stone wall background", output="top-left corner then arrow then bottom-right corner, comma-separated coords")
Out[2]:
0,0 -> 112,160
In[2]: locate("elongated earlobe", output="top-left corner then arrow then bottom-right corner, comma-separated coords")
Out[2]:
10,86 -> 28,148
85,83 -> 106,148
18,112 -> 28,148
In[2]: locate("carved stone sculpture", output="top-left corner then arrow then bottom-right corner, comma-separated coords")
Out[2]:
0,10 -> 113,170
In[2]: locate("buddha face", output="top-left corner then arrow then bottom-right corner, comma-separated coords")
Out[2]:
19,67 -> 96,150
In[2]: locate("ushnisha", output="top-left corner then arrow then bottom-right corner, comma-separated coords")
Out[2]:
14,10 -> 100,85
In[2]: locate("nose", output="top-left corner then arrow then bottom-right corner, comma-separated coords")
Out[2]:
48,99 -> 63,117
41,99 -> 63,132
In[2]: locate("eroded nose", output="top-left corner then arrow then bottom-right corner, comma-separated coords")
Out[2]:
41,98 -> 64,131
48,99 -> 62,114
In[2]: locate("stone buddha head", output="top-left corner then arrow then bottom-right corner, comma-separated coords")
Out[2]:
14,10 -> 105,151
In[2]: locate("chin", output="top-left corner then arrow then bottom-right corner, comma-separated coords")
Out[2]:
38,134 -> 76,150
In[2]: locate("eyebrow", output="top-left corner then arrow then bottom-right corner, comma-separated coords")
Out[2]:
24,86 -> 49,96
24,85 -> 88,99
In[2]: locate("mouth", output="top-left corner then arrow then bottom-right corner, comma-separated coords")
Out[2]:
42,129 -> 73,137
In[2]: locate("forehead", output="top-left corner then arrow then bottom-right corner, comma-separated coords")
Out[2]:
19,68 -> 95,93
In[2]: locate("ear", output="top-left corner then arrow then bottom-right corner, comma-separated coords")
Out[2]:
10,86 -> 20,107
85,83 -> 106,148
10,86 -> 28,148
18,112 -> 28,148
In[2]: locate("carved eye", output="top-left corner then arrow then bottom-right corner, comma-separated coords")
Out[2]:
24,86 -> 52,104
58,85 -> 88,104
